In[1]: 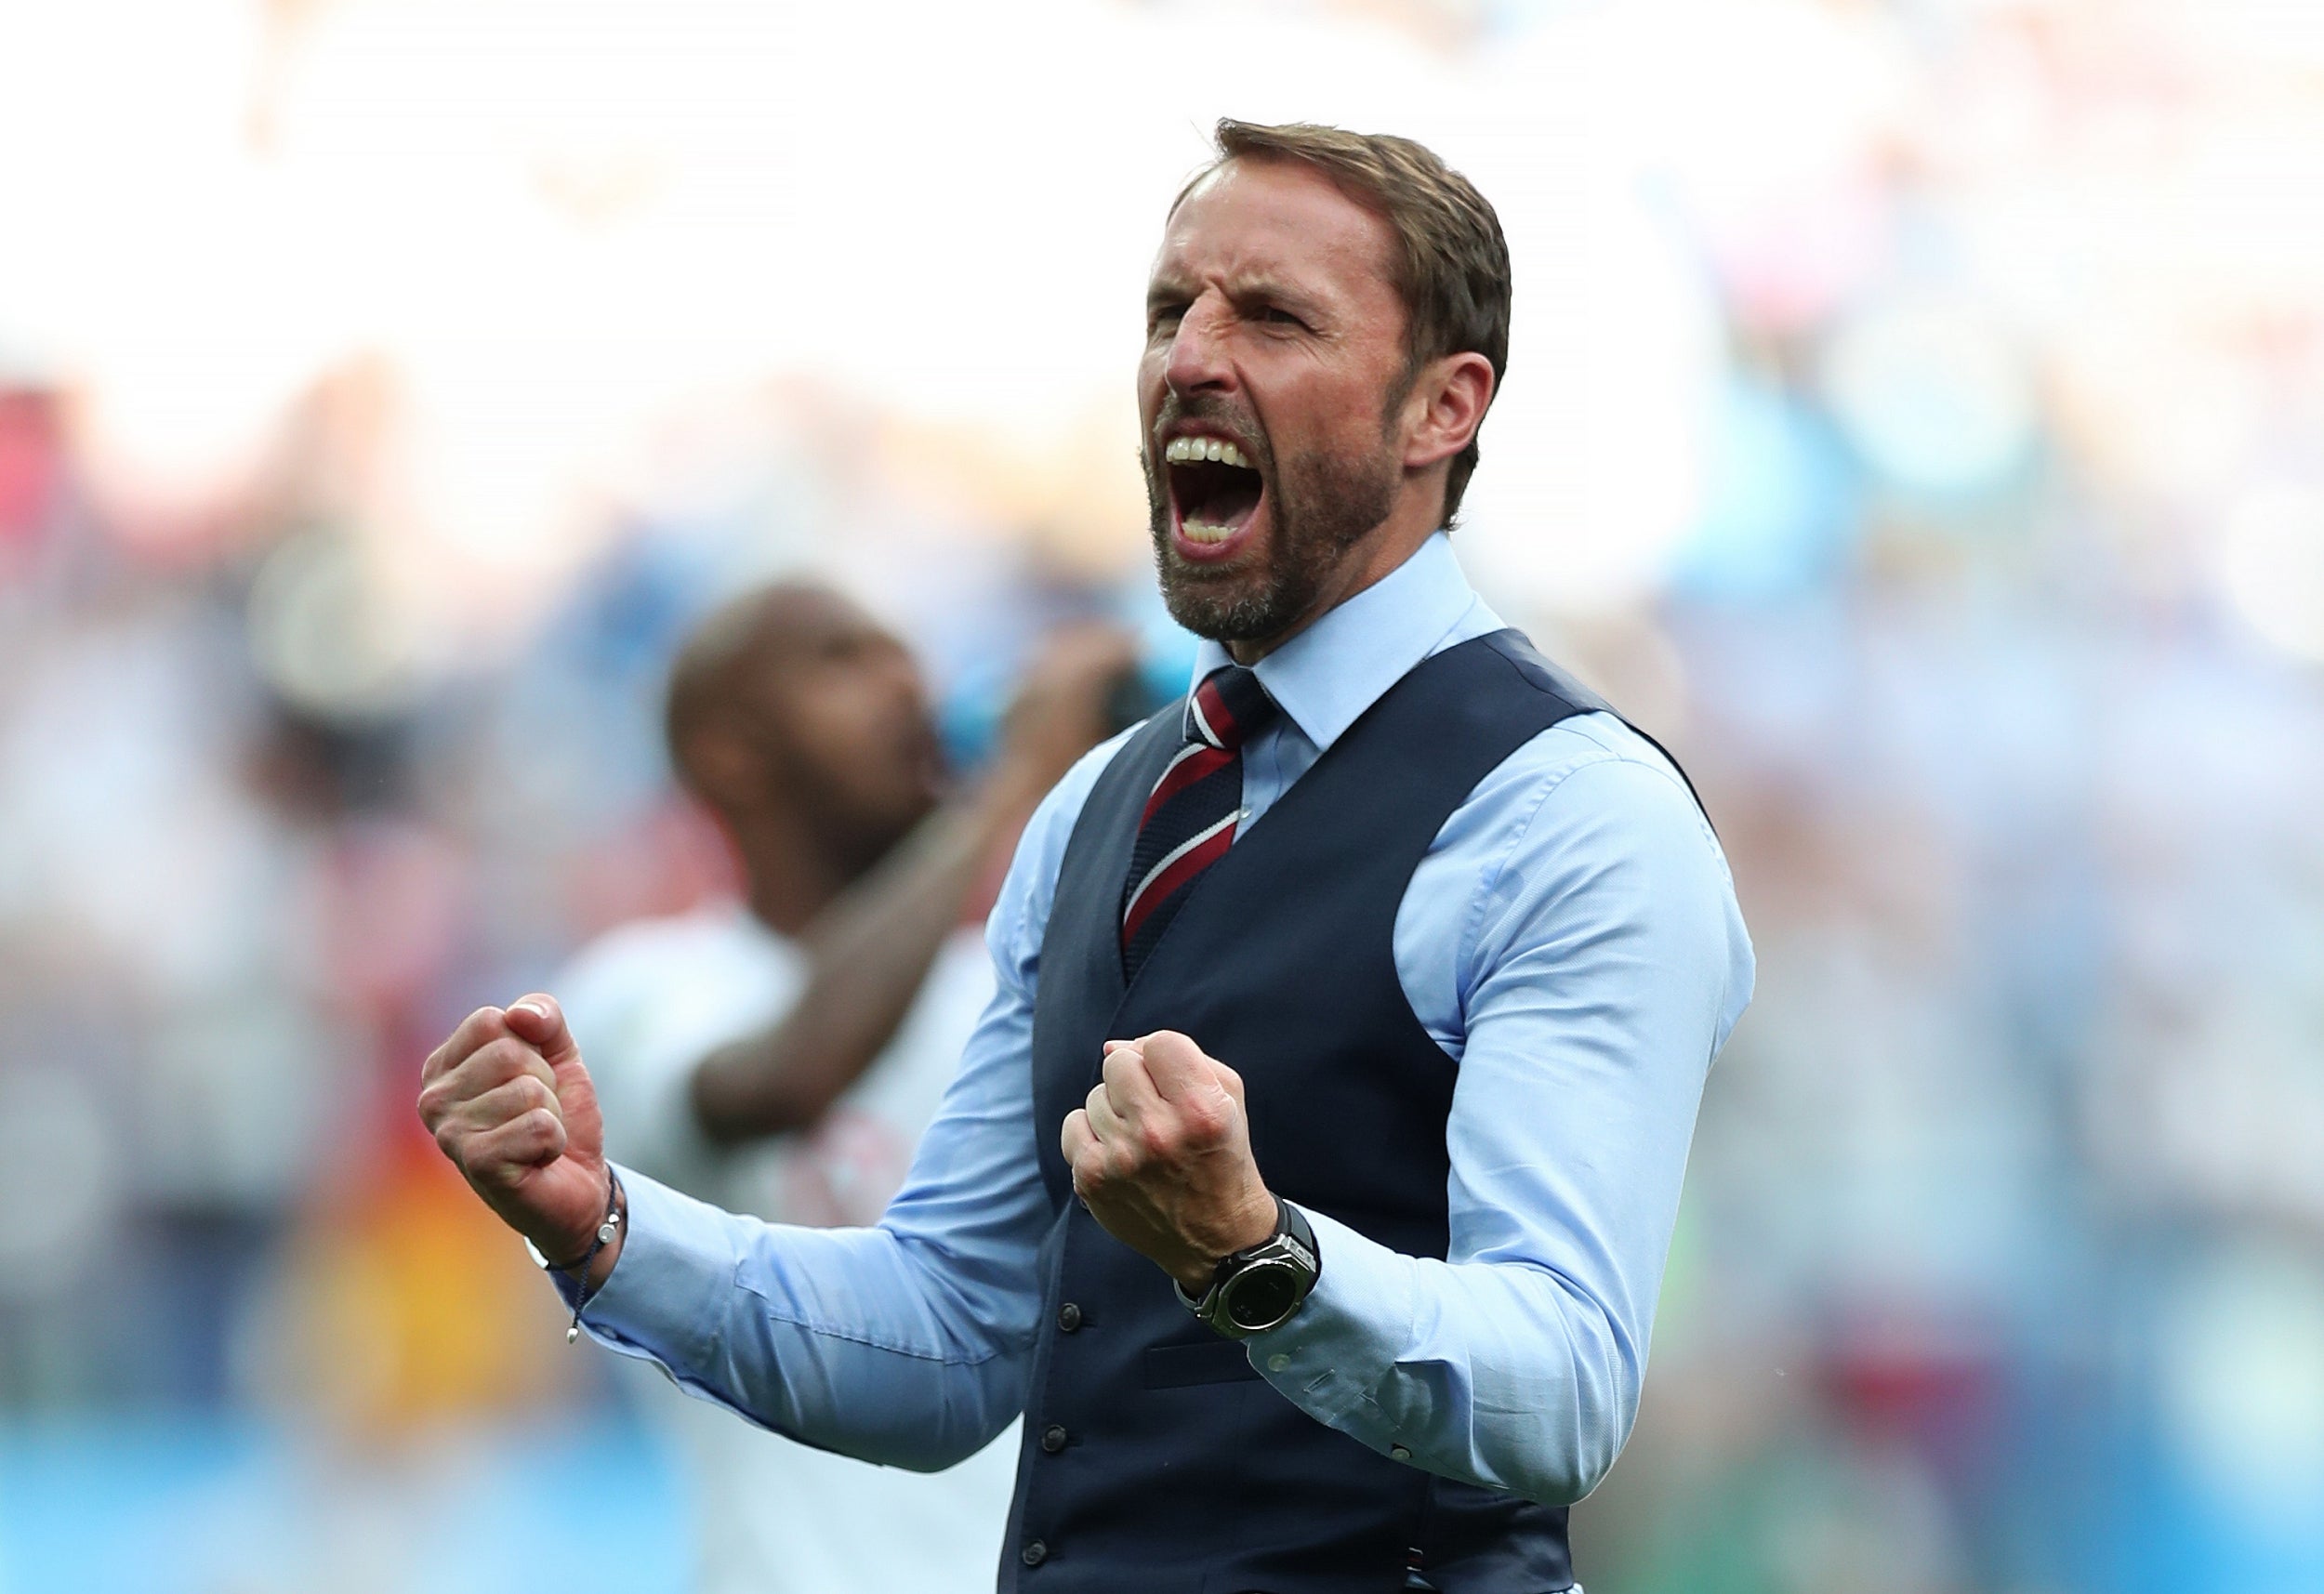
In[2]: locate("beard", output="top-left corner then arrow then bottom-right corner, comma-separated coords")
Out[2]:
1142,399 -> 1401,644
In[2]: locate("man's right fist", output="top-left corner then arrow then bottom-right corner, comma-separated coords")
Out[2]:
417,995 -> 612,1267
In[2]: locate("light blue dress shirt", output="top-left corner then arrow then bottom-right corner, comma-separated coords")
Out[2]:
576,532 -> 1754,1508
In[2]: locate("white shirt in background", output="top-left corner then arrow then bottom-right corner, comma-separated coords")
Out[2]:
559,904 -> 1019,1594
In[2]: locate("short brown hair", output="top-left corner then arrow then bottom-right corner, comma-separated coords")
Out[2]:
1180,120 -> 1512,525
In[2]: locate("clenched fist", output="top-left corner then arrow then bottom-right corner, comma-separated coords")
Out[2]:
1061,1030 -> 1279,1292
417,995 -> 619,1277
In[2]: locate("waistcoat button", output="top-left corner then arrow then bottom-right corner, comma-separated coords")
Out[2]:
1021,1539 -> 1049,1566
1057,1302 -> 1083,1332
1041,1424 -> 1068,1453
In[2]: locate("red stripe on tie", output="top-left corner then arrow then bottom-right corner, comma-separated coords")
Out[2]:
1192,677 -> 1238,747
1141,744 -> 1234,827
1120,820 -> 1235,947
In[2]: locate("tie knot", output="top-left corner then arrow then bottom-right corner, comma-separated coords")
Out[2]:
1183,665 -> 1278,753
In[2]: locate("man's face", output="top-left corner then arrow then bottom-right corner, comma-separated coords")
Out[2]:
747,598 -> 944,864
1139,156 -> 1416,644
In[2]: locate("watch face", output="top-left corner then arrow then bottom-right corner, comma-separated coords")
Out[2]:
1223,1259 -> 1304,1332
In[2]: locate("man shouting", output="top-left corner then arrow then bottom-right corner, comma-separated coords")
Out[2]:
421,120 -> 1753,1593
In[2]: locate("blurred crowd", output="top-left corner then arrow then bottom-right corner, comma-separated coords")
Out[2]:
5,2 -> 2324,1592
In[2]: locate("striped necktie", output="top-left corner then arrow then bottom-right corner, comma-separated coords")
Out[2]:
1120,665 -> 1280,981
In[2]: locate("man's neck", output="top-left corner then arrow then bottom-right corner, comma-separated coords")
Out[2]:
727,810 -> 858,938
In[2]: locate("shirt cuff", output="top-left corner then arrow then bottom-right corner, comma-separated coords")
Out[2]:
555,1165 -> 739,1371
1244,1204 -> 1419,1446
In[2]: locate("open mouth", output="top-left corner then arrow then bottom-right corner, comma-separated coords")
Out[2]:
1164,434 -> 1265,556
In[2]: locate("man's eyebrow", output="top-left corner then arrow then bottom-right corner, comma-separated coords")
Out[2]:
1145,273 -> 1330,317
1227,276 -> 1325,315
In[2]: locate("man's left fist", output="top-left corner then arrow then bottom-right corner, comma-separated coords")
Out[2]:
1061,1030 -> 1280,1292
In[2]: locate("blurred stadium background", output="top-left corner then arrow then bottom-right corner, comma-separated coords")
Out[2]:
4,1 -> 2323,1590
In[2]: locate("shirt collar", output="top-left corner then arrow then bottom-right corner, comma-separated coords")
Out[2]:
1186,532 -> 1487,754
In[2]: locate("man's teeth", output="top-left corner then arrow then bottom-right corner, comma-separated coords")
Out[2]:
1163,436 -> 1253,469
1181,519 -> 1236,545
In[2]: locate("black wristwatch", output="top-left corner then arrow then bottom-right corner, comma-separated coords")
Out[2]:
1174,1197 -> 1321,1338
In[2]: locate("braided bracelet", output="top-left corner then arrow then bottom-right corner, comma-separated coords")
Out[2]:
527,1168 -> 625,1343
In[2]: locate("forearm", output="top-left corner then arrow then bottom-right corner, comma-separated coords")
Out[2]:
692,765 -> 1046,1142
1248,744 -> 1749,1504
574,1167 -> 1038,1469
1248,1208 -> 1639,1505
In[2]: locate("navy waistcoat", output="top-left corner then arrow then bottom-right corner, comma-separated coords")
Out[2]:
1003,630 -> 1686,1593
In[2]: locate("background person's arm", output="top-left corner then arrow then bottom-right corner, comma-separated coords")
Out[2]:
506,727 -> 1139,1469
1244,749 -> 1754,1505
690,626 -> 1135,1144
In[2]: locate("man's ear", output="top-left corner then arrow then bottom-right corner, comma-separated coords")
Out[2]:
1399,351 -> 1496,473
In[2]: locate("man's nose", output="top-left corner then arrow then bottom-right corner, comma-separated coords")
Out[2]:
1163,296 -> 1235,395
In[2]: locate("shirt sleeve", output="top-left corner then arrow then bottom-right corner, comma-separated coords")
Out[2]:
1246,747 -> 1754,1505
568,732 -> 1137,1471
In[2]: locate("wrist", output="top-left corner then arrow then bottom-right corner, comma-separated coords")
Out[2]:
1168,1254 -> 1220,1294
525,1168 -> 627,1341
542,1212 -> 626,1291
532,1223 -> 597,1272
1168,1188 -> 1281,1292
1176,1197 -> 1322,1339
527,1185 -> 614,1272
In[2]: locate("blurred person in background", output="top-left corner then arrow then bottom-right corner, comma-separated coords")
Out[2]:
420,121 -> 1750,1591
557,580 -> 1135,1594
